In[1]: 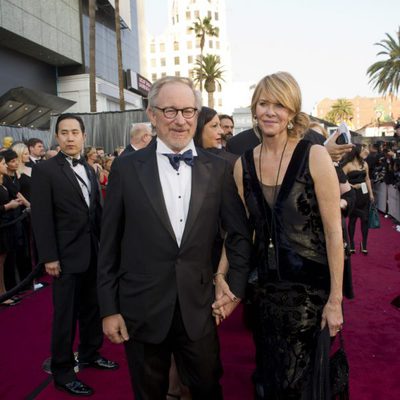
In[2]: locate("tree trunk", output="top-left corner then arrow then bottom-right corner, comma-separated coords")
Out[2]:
115,0 -> 125,111
89,0 -> 96,112
207,90 -> 214,109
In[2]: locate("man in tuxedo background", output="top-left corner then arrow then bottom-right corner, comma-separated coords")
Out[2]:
119,122 -> 154,156
98,76 -> 251,400
26,138 -> 45,166
31,114 -> 118,397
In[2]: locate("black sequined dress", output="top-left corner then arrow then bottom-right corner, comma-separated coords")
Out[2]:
242,140 -> 331,399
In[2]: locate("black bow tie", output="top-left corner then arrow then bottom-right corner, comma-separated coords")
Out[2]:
69,157 -> 84,167
163,149 -> 194,171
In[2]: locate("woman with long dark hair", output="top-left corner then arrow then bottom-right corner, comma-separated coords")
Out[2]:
194,106 -> 238,167
342,144 -> 374,254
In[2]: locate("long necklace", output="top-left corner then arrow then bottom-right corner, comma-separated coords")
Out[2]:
258,138 -> 288,270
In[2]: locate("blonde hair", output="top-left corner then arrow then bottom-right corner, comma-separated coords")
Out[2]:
251,71 -> 309,139
11,143 -> 29,174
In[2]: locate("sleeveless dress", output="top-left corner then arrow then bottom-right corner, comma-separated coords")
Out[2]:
346,169 -> 369,219
242,140 -> 331,399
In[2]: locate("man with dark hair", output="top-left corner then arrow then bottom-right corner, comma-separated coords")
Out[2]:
219,114 -> 234,147
31,113 -> 118,397
26,138 -> 45,167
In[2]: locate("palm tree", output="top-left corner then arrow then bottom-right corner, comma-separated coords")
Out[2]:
367,28 -> 400,98
194,54 -> 225,109
114,0 -> 125,111
89,0 -> 96,112
325,99 -> 354,124
189,17 -> 219,91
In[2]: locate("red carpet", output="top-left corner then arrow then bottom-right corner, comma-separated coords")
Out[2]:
0,215 -> 399,399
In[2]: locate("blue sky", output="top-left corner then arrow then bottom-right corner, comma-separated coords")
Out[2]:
143,0 -> 400,113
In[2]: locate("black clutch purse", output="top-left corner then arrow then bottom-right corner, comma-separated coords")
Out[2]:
330,331 -> 350,399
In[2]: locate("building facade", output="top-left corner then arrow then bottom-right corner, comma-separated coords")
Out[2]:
145,0 -> 232,112
0,0 -> 146,128
315,96 -> 400,134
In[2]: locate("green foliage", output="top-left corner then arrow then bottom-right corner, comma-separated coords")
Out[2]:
367,29 -> 400,97
193,54 -> 225,108
324,99 -> 354,124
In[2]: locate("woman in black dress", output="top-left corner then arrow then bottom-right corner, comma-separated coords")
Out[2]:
341,144 -> 374,254
12,143 -> 32,201
0,154 -> 23,306
214,72 -> 344,398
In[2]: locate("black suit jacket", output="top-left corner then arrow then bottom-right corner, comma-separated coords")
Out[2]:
226,128 -> 260,155
97,142 -> 251,343
31,152 -> 102,273
119,144 -> 135,157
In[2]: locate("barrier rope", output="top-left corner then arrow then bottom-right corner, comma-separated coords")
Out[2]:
0,263 -> 44,303
0,209 -> 29,228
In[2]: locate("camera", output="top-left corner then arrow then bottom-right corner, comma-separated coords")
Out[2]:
336,122 -> 351,145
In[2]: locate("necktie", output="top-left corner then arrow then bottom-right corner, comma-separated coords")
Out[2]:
163,149 -> 194,171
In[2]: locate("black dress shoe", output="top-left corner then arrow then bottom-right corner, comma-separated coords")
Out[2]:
83,356 -> 119,370
54,380 -> 93,396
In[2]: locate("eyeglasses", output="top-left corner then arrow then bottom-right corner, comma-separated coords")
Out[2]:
153,106 -> 198,119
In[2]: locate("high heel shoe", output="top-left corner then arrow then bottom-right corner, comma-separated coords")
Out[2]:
360,243 -> 368,255
1,298 -> 21,306
349,248 -> 356,254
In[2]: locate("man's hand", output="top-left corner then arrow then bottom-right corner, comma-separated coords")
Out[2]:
45,261 -> 61,277
325,131 -> 354,162
103,314 -> 129,344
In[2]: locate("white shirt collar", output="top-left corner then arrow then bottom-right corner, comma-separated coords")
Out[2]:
156,138 -> 197,157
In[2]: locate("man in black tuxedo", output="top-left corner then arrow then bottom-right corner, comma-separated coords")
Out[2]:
119,122 -> 154,156
98,76 -> 251,400
225,127 -> 260,155
26,138 -> 45,167
31,114 -> 118,397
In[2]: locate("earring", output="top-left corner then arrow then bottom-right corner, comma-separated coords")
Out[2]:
253,115 -> 257,120
287,121 -> 294,130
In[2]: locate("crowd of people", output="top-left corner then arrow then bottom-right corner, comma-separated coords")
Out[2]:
0,73 -> 399,399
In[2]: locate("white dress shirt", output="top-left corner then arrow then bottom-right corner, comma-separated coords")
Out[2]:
64,155 -> 91,207
156,138 -> 197,247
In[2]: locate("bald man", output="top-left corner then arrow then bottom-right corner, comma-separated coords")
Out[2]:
120,123 -> 154,156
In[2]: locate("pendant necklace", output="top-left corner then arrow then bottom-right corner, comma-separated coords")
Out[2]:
258,137 -> 288,270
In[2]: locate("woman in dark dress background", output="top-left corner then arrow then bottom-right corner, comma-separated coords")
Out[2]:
342,144 -> 374,254
194,106 -> 238,167
0,154 -> 23,306
12,143 -> 32,201
214,72 -> 344,399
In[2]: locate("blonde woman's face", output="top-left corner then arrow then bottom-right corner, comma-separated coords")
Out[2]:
255,92 -> 294,138
22,148 -> 30,163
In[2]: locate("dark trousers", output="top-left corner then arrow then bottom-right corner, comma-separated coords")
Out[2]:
124,302 -> 223,400
51,258 -> 103,384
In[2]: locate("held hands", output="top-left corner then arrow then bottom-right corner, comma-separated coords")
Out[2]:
321,297 -> 343,337
212,274 -> 241,326
45,260 -> 61,278
6,199 -> 22,210
16,192 -> 30,208
103,314 -> 129,344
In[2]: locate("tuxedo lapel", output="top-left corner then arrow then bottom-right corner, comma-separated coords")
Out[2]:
134,146 -> 177,243
180,151 -> 211,247
56,153 -> 88,207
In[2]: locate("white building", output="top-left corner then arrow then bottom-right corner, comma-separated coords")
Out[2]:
145,0 -> 232,112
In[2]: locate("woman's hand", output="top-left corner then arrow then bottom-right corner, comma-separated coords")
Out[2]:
16,192 -> 30,208
321,297 -> 343,337
5,199 -> 22,210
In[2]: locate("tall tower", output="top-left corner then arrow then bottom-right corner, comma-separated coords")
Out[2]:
146,0 -> 232,112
